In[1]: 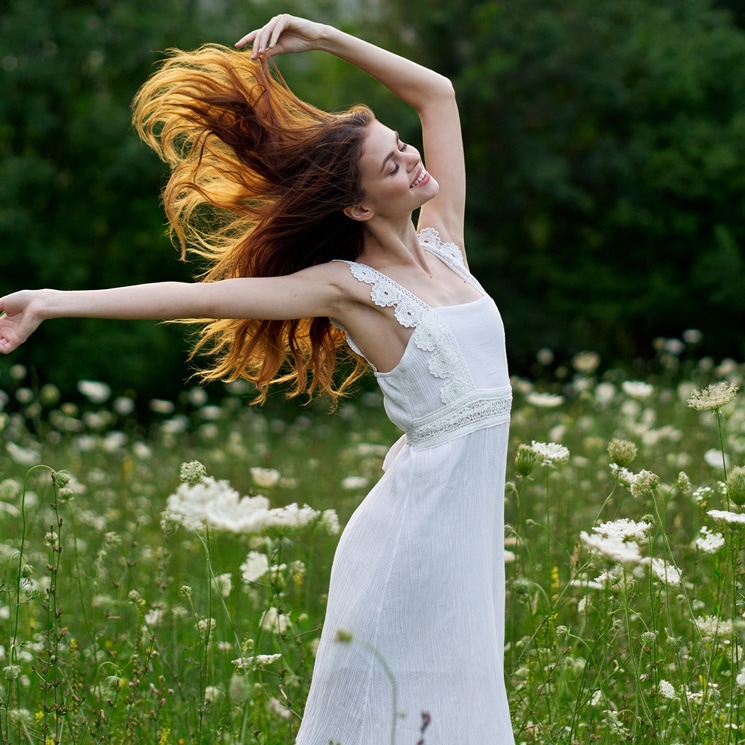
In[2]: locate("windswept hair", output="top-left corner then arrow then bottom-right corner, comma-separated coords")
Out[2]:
132,45 -> 374,403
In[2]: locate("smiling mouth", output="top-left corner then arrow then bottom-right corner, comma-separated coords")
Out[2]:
411,168 -> 429,188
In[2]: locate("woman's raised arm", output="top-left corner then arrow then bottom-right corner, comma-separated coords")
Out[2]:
237,15 -> 466,247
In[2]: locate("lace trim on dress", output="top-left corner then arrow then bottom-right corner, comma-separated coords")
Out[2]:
347,263 -> 427,328
418,227 -> 465,269
343,262 -> 476,405
407,387 -> 513,449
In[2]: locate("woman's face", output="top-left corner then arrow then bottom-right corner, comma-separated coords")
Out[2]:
352,119 -> 438,220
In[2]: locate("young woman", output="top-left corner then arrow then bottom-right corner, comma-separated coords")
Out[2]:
0,14 -> 515,744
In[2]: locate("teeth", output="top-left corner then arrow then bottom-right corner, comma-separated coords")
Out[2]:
411,169 -> 427,188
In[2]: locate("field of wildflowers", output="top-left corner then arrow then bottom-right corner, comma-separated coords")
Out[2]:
0,339 -> 743,745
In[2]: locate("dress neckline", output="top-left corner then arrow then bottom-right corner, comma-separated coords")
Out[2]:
345,244 -> 485,311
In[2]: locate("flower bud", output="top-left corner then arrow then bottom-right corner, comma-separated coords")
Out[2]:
607,439 -> 637,468
514,444 -> 537,477
726,466 -> 745,507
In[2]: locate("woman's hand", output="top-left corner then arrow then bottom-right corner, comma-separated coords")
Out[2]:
0,290 -> 48,354
235,15 -> 328,59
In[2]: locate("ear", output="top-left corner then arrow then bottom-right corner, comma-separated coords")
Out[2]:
343,204 -> 374,222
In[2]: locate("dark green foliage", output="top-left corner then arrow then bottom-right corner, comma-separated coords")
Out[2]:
2,0 -> 745,399
381,0 -> 745,367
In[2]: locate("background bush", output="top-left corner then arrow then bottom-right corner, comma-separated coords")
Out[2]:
2,0 -> 744,401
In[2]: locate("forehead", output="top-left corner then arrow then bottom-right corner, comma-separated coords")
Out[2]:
359,120 -> 397,168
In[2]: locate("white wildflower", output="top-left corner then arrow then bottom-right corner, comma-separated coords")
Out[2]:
658,679 -> 676,699
622,381 -> 654,400
525,392 -> 564,408
6,442 -> 41,466
320,509 -> 341,535
355,443 -> 390,457
695,527 -> 725,554
531,441 -> 570,466
609,463 -> 636,487
645,557 -> 682,587
144,608 -> 164,626
630,469 -> 660,499
204,686 -> 221,703
341,476 -> 369,490
708,509 -> 745,527
687,381 -> 738,411
240,551 -> 269,583
693,485 -> 714,504
260,607 -> 291,635
150,398 -> 176,415
572,351 -> 601,374
593,518 -> 653,542
212,573 -> 233,598
595,382 -> 616,405
589,689 -> 603,707
579,531 -> 643,565
736,668 -> 745,688
250,467 -> 281,488
695,615 -> 733,639
77,380 -> 111,404
232,653 -> 282,669
179,460 -> 207,485
162,477 -> 318,534
267,696 -> 292,720
704,448 -> 729,470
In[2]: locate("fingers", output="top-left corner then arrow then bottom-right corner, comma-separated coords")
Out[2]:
236,14 -> 294,59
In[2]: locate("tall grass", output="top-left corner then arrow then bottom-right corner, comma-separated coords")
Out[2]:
0,346 -> 742,744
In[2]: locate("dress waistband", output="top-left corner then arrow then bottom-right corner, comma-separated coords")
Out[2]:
406,386 -> 512,449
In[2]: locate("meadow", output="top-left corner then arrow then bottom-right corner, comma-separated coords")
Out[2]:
0,339 -> 743,745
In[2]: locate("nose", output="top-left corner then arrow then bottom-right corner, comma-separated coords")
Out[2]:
406,146 -> 420,171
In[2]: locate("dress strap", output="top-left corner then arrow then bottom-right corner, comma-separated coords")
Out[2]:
417,227 -> 485,293
334,260 -> 429,330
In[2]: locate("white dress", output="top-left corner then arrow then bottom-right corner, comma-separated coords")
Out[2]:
295,228 -> 515,745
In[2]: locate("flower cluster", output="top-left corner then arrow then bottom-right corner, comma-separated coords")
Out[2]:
163,474 -> 319,534
686,381 -> 738,411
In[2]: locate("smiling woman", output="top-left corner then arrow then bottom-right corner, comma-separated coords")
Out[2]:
0,13 -> 515,745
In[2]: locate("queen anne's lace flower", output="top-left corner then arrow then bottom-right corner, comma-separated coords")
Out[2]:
687,381 -> 739,411
695,527 -> 725,554
593,518 -> 653,542
644,557 -> 682,587
232,654 -> 282,668
531,441 -> 570,466
525,392 -> 564,408
630,470 -> 660,499
579,532 -> 643,565
708,509 -> 745,527
163,477 -> 319,534
658,679 -> 676,699
240,551 -> 270,583
622,381 -> 654,400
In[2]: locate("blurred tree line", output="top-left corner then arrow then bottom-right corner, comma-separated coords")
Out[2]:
1,0 -> 744,401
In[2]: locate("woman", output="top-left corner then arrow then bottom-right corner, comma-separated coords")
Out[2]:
0,15 -> 515,744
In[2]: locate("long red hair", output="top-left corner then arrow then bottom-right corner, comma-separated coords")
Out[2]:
132,45 -> 373,403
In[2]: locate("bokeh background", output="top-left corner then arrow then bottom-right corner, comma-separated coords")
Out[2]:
2,0 -> 744,402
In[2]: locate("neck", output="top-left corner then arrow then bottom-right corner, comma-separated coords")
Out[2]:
359,216 -> 421,264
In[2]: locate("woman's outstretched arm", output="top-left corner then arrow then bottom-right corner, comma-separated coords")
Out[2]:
0,266 -> 346,355
237,15 -> 466,247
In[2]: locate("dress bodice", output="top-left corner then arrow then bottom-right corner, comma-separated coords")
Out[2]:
338,228 -> 511,448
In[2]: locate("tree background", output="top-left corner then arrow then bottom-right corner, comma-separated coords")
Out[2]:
1,0 -> 744,401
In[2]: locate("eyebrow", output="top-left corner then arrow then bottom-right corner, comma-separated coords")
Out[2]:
379,131 -> 400,173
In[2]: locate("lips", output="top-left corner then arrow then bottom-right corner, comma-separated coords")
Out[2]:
411,167 -> 429,188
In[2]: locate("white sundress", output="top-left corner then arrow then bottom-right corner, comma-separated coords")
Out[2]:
295,227 -> 515,745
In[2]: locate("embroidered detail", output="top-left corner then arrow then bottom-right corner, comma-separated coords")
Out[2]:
348,263 -> 426,328
412,315 -> 474,404
418,227 -> 465,269
345,261 -> 477,404
407,387 -> 513,448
